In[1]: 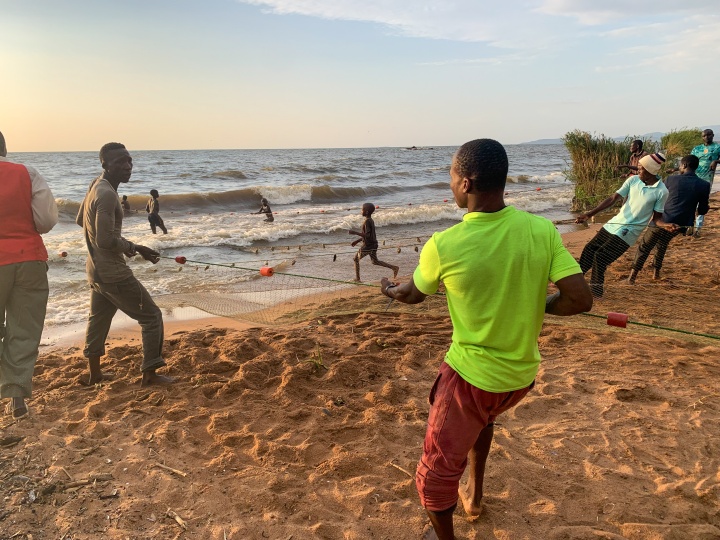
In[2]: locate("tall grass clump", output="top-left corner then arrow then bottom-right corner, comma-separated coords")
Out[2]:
661,129 -> 702,169
563,130 -> 658,211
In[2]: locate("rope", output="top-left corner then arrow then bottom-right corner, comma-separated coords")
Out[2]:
579,312 -> 720,341
159,255 -> 720,341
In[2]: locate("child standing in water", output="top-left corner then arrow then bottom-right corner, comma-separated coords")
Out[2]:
254,197 -> 274,222
145,189 -> 168,234
349,202 -> 399,282
121,195 -> 131,215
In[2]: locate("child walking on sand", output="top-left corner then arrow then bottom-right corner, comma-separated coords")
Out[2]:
349,202 -> 399,282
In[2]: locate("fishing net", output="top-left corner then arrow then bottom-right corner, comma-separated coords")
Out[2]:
49,220 -> 720,342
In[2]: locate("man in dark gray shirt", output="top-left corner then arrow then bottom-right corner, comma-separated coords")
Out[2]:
628,154 -> 710,282
76,142 -> 173,386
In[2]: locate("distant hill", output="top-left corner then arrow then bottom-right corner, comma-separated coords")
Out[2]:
522,126 -> 720,146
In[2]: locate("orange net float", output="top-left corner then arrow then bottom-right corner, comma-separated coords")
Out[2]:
175,256 -> 187,264
260,266 -> 274,277
607,312 -> 628,328
59,251 -> 68,258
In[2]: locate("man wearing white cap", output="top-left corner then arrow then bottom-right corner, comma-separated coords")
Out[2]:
575,153 -> 677,297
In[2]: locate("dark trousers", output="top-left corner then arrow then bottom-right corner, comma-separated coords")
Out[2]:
148,213 -> 167,234
579,228 -> 630,296
632,226 -> 683,272
84,276 -> 165,372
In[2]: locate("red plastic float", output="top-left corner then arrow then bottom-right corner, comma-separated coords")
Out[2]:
443,199 -> 448,202
607,312 -> 628,328
536,187 -> 542,191
260,266 -> 274,277
59,251 -> 68,258
175,256 -> 187,264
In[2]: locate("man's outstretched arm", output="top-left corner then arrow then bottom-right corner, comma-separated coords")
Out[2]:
380,276 -> 427,305
545,273 -> 593,316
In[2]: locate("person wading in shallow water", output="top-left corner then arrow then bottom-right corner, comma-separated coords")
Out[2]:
254,197 -> 274,222
76,142 -> 173,387
380,138 -> 592,540
146,189 -> 168,234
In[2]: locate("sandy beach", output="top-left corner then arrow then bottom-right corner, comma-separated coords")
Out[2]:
2,200 -> 720,539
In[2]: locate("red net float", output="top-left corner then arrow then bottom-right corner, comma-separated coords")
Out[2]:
443,199 -> 448,202
59,251 -> 68,258
260,266 -> 274,277
607,312 -> 628,328
536,187 -> 542,191
175,256 -> 187,264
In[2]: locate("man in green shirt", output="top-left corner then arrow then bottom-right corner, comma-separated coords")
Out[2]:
690,129 -> 720,236
380,139 -> 592,540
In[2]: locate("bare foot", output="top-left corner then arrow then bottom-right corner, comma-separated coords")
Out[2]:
141,371 -> 175,387
458,486 -> 483,521
393,266 -> 399,278
421,524 -> 439,540
5,398 -> 29,420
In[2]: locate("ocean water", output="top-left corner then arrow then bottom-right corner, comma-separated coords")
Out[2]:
11,145 -> 573,328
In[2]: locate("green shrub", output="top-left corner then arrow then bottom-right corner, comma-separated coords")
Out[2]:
563,130 -> 658,211
661,129 -> 702,170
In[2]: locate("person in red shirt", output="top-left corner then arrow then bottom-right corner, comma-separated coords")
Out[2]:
0,130 -> 58,420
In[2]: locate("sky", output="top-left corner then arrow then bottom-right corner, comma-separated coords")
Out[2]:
1,0 -> 718,151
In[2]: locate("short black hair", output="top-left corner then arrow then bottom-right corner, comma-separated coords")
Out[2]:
632,139 -> 643,149
150,189 -> 159,197
453,139 -> 508,192
680,155 -> 699,171
99,142 -> 126,164
362,202 -> 375,216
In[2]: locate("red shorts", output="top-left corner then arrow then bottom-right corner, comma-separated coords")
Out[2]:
416,362 -> 534,512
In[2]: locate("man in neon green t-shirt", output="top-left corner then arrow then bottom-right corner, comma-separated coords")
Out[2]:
380,139 -> 593,540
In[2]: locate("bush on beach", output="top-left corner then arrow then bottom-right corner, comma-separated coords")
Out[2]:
563,130 -> 658,212
661,129 -> 703,169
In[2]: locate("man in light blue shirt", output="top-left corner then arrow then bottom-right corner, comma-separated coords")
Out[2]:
690,129 -> 720,235
575,153 -> 677,297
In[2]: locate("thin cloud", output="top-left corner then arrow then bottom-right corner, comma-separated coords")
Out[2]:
237,1 -> 562,48
537,0 -> 708,25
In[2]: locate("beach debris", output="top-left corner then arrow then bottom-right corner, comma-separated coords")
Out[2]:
153,463 -> 188,478
260,266 -> 274,277
387,461 -> 414,479
333,254 -> 337,262
59,251 -> 68,257
99,489 -> 119,500
62,472 -> 113,492
0,435 -> 23,448
414,246 -> 419,252
166,509 -> 188,530
175,256 -> 186,264
321,408 -> 332,417
397,247 -> 401,253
